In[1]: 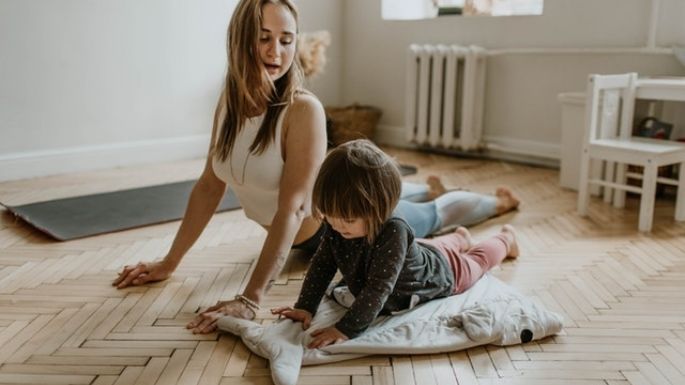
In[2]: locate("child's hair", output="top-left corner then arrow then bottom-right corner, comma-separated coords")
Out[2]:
313,139 -> 402,243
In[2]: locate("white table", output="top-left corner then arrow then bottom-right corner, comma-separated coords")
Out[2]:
636,78 -> 685,102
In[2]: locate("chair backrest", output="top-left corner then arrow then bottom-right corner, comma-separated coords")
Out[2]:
584,73 -> 638,144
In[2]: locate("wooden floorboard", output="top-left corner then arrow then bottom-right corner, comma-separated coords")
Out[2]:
1,147 -> 684,384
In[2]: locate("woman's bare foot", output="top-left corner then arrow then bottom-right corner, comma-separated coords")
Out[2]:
454,226 -> 473,251
426,175 -> 448,200
500,224 -> 519,258
495,187 -> 520,215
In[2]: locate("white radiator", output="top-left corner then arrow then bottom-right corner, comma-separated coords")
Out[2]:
405,44 -> 487,151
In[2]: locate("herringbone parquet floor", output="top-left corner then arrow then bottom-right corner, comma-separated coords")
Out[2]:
1,148 -> 684,385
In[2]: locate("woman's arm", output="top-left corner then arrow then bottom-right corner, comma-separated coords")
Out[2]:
292,230 -> 337,315
113,93 -> 227,288
272,233 -> 336,330
187,93 -> 327,334
242,93 -> 327,302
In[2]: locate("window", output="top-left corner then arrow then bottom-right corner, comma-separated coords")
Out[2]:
382,0 -> 543,20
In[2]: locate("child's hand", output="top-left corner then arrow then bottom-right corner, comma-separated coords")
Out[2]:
271,307 -> 313,330
308,326 -> 348,349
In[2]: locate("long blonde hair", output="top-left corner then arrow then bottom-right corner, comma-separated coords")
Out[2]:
215,0 -> 305,161
313,140 -> 402,243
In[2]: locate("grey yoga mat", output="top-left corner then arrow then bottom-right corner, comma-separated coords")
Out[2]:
1,181 -> 241,241
1,164 -> 417,241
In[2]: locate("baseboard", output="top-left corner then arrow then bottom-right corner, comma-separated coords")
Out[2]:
482,135 -> 560,165
0,134 -> 210,182
2,128 -> 561,182
374,124 -> 560,167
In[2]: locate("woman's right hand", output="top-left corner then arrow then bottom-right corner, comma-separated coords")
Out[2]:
112,260 -> 175,289
187,299 -> 256,334
271,306 -> 313,330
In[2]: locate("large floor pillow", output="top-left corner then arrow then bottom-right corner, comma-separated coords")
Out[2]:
218,275 -> 563,385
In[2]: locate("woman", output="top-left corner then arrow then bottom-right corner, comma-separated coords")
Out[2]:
114,0 -> 326,332
113,0 -> 519,334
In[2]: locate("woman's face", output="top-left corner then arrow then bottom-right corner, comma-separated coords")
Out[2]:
259,3 -> 297,81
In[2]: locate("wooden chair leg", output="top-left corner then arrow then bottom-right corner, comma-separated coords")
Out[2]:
577,148 -> 592,216
613,163 -> 627,208
676,162 -> 685,222
638,162 -> 658,232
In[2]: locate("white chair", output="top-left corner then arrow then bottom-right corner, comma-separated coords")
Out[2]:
577,73 -> 685,232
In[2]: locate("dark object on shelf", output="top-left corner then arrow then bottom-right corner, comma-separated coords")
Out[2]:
628,116 -> 677,197
635,116 -> 673,140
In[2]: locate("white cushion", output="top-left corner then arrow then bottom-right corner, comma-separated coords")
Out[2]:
218,275 -> 563,385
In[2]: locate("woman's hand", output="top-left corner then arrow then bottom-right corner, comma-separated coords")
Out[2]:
271,306 -> 313,329
112,260 -> 175,289
186,299 -> 256,334
307,326 -> 348,349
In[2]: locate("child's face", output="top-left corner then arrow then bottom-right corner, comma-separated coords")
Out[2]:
326,216 -> 367,239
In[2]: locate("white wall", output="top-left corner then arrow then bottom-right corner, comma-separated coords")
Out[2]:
2,0 -> 684,181
341,0 -> 685,161
0,0 -> 344,181
298,0 -> 344,106
0,0 -> 237,180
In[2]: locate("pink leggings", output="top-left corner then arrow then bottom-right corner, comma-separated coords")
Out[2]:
418,232 -> 510,294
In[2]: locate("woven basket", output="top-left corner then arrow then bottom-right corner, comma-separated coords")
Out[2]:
325,104 -> 382,146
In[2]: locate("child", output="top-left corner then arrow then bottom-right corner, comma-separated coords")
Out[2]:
272,140 -> 519,349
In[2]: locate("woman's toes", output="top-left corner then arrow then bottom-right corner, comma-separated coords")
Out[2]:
495,187 -> 520,214
426,175 -> 447,200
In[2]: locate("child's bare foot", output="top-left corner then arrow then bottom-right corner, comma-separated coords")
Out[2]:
454,226 -> 473,251
495,187 -> 520,215
500,224 -> 519,258
426,175 -> 448,200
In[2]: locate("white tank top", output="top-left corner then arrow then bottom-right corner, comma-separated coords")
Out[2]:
212,108 -> 288,225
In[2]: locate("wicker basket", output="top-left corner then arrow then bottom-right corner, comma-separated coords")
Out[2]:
325,104 -> 382,146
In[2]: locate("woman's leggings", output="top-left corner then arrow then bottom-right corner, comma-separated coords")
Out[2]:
394,182 -> 498,238
294,182 -> 499,254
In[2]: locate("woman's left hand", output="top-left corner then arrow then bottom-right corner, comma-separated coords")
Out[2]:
307,326 -> 348,349
186,299 -> 255,334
